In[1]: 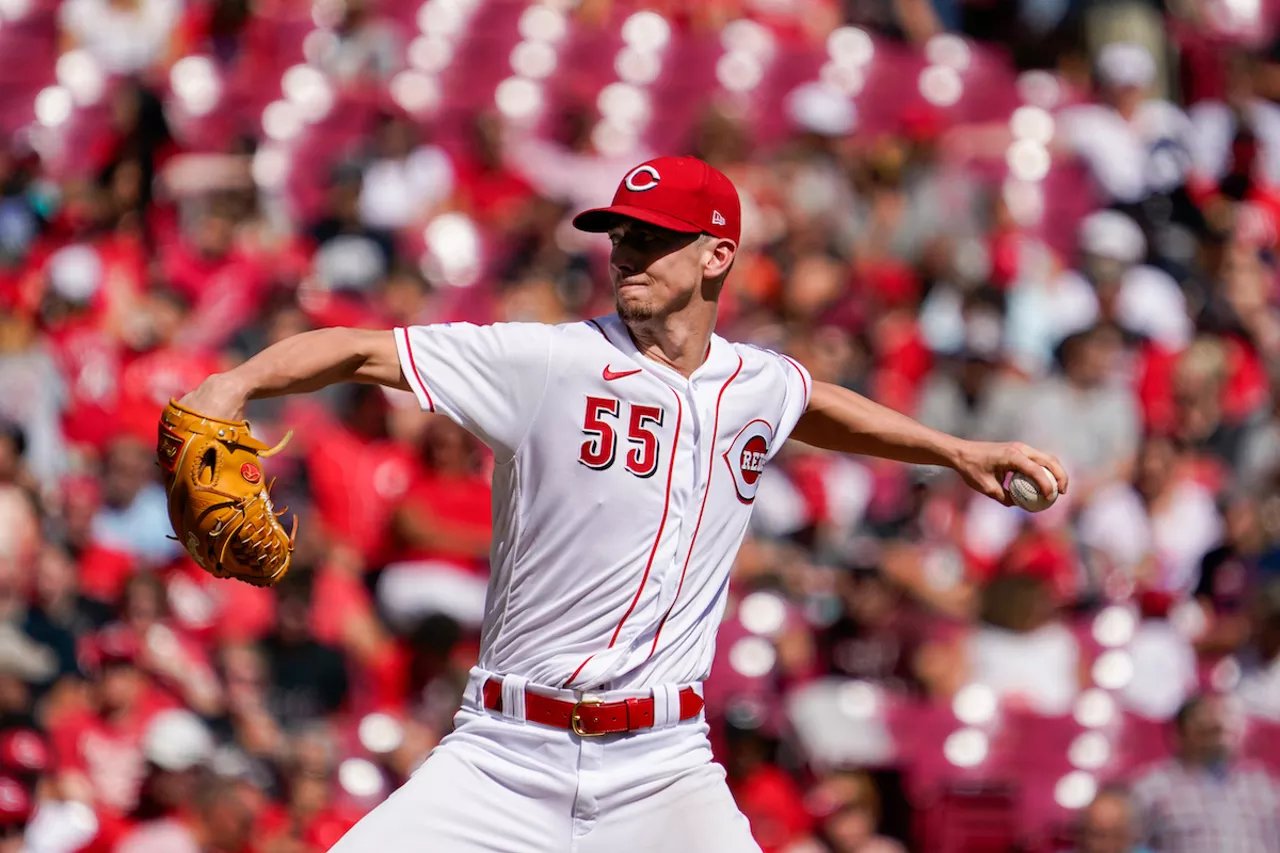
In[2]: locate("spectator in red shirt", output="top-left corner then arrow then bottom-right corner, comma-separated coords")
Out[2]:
50,624 -> 177,852
159,198 -> 268,351
303,384 -> 416,569
451,113 -> 538,231
0,775 -> 32,853
117,287 -> 226,441
723,722 -> 814,853
39,245 -> 125,454
114,573 -> 223,718
379,418 -> 491,632
55,474 -> 137,605
257,761 -> 359,853
114,774 -> 259,853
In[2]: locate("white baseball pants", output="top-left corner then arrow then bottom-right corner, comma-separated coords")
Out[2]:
328,669 -> 762,853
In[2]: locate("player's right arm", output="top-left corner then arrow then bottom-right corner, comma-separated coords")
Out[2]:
182,322 -> 553,461
180,327 -> 408,421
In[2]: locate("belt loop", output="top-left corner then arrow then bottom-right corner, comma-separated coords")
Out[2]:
650,684 -> 679,730
501,675 -> 529,723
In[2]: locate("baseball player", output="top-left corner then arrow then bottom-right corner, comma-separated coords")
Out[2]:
179,156 -> 1068,852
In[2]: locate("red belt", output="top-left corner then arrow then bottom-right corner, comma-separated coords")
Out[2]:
481,678 -> 704,737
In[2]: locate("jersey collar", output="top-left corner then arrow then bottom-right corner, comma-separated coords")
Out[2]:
592,314 -> 735,388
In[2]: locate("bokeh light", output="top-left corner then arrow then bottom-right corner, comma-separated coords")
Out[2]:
1074,689 -> 1118,729
170,56 -> 221,117
716,52 -> 764,93
953,684 -> 998,726
510,40 -> 557,80
390,70 -> 441,114
34,87 -> 72,128
919,66 -> 963,107
55,51 -> 104,107
728,636 -> 777,678
944,729 -> 988,768
621,10 -> 671,53
518,4 -> 566,43
494,77 -> 542,121
1055,771 -> 1097,809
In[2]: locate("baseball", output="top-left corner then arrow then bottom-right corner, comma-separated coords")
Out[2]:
1007,466 -> 1058,512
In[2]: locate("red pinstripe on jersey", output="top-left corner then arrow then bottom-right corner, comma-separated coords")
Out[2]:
648,355 -> 743,658
565,653 -> 594,687
780,354 -> 810,408
565,387 -> 683,688
400,327 -> 435,413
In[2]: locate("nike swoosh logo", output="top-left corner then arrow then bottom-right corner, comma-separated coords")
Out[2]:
603,365 -> 643,381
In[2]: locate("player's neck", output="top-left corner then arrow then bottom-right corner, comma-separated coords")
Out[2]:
624,305 -> 715,379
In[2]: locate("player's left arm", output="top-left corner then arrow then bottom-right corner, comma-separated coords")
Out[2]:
790,380 -> 1068,506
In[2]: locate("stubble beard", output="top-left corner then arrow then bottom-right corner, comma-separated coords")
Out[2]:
614,282 -> 694,327
615,296 -> 656,323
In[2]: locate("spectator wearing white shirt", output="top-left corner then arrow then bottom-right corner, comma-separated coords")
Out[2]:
1236,580 -> 1280,721
1131,693 -> 1280,853
961,573 -> 1084,715
58,0 -> 181,76
1190,51 -> 1280,196
978,325 -> 1140,488
358,114 -> 455,232
1078,435 -> 1223,596
1056,42 -> 1196,206
1025,209 -> 1192,353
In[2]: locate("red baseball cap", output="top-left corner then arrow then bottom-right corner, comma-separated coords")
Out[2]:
0,730 -> 48,777
573,156 -> 741,244
0,776 -> 31,825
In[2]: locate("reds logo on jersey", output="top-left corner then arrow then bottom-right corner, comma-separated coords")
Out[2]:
724,419 -> 773,504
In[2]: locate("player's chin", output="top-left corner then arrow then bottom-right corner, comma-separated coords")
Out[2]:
615,295 -> 656,322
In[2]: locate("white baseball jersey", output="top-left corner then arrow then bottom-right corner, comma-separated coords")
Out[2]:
394,313 -> 811,692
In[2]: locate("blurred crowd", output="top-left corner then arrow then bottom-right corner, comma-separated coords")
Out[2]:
2,0 -> 1280,851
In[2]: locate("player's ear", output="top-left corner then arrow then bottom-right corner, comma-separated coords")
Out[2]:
703,237 -> 736,280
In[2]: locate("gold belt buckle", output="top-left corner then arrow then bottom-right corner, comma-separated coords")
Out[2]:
570,697 -> 607,737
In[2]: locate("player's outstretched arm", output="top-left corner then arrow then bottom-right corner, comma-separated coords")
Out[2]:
179,328 -> 407,421
790,380 -> 1068,506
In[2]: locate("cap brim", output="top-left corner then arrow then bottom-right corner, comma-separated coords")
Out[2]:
572,205 -> 704,235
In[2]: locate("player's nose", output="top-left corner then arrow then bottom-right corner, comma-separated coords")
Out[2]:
610,251 -> 636,277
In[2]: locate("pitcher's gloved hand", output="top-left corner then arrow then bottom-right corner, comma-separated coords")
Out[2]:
157,399 -> 295,587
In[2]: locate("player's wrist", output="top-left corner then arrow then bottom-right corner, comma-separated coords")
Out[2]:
936,434 -> 970,471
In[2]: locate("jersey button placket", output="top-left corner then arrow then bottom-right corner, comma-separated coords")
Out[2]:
649,385 -> 705,622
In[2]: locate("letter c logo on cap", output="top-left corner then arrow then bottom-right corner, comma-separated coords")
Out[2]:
624,165 -> 661,192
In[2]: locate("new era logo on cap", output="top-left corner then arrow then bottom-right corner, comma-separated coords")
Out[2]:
572,156 -> 741,244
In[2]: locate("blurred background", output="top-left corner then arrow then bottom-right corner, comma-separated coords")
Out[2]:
1,0 -> 1280,851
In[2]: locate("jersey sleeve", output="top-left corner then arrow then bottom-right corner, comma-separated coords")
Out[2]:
395,322 -> 553,460
770,352 -> 812,460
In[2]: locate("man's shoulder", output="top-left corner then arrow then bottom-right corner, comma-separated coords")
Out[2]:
1129,758 -> 1180,797
728,340 -> 804,377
